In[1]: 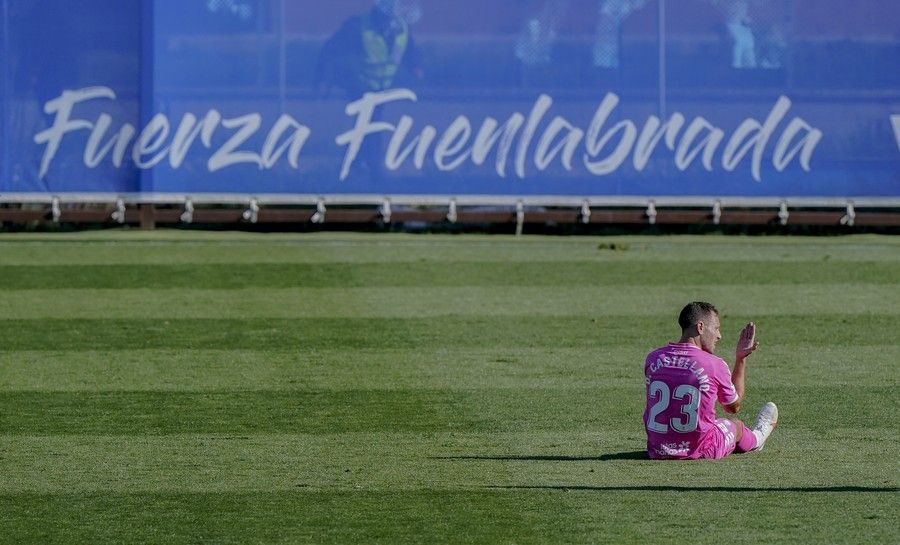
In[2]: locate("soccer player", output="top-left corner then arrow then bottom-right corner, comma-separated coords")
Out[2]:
643,301 -> 778,460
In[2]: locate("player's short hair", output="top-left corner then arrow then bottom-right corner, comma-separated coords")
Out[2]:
678,301 -> 718,330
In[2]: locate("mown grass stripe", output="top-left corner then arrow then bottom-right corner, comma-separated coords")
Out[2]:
1,430 -> 895,494
1,315 -> 896,351
0,285 -> 896,319
0,261 -> 897,289
0,386 -> 891,435
2,490 -> 897,545
0,345 -> 895,392
2,234 -> 899,265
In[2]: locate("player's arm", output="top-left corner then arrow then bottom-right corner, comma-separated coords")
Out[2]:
723,322 -> 758,414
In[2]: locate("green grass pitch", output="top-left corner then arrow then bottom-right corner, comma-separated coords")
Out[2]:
1,231 -> 898,544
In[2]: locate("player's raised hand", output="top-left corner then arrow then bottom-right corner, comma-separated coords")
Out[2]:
736,321 -> 759,360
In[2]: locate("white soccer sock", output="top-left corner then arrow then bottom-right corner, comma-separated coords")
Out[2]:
752,428 -> 766,448
751,402 -> 778,451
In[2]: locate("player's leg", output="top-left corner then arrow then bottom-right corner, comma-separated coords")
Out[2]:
698,419 -> 739,459
734,402 -> 779,452
749,402 -> 779,451
733,418 -> 756,452
699,403 -> 779,459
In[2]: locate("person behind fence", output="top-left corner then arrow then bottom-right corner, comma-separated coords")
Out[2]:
315,0 -> 423,98
514,1 -> 568,87
710,0 -> 759,69
592,0 -> 647,69
315,0 -> 423,180
644,302 -> 778,460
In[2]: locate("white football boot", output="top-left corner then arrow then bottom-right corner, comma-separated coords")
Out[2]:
751,402 -> 778,451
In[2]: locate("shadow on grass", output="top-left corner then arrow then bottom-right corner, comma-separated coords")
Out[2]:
431,451 -> 648,462
485,485 -> 899,493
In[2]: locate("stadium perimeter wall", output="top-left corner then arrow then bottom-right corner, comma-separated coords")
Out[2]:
0,1 -> 898,227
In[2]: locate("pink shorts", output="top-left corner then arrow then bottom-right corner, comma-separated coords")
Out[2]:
698,419 -> 738,460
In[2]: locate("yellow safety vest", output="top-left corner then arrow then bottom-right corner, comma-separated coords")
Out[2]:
359,15 -> 409,91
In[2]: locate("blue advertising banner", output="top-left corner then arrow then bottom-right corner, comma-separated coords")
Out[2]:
2,0 -> 899,200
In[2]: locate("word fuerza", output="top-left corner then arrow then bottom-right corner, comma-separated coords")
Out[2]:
35,86 -> 822,181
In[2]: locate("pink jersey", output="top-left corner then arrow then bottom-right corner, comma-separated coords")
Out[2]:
643,342 -> 739,459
